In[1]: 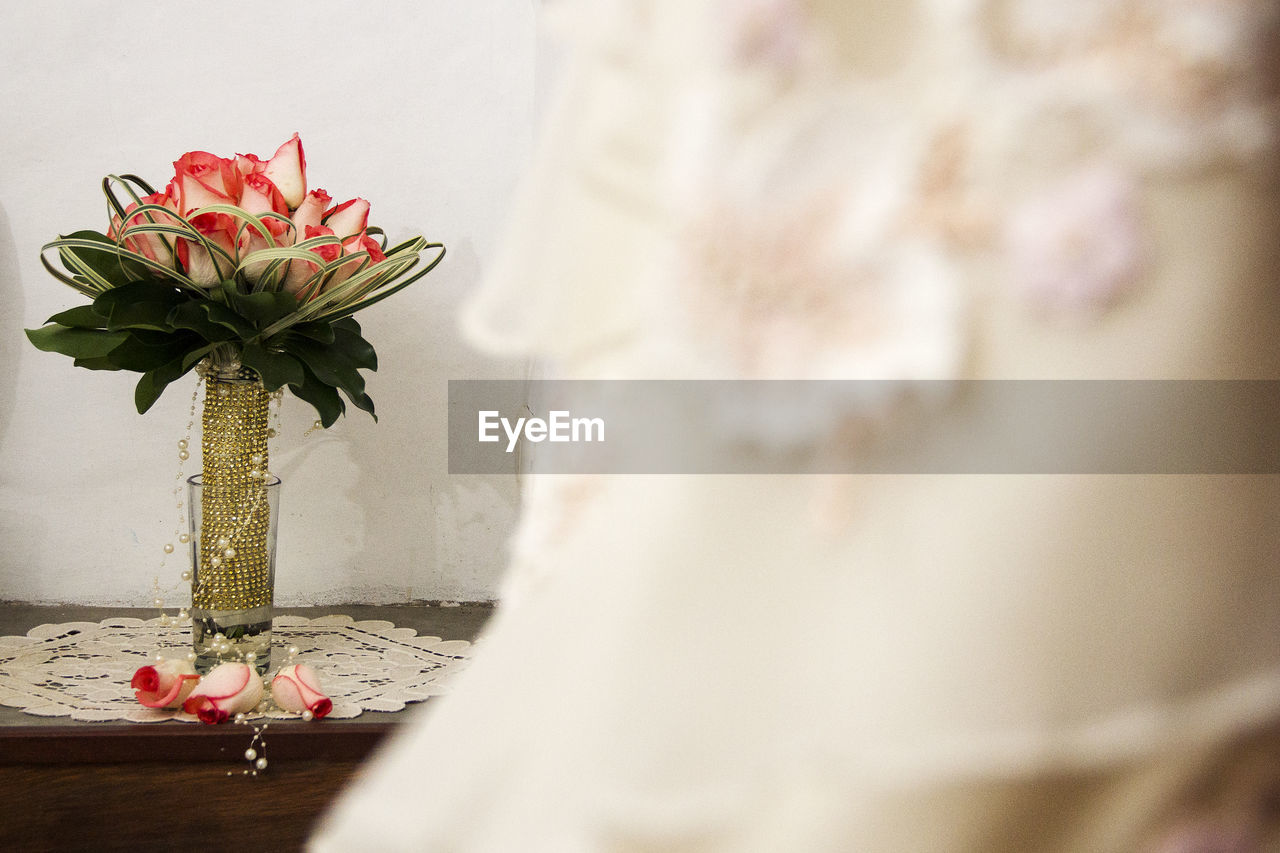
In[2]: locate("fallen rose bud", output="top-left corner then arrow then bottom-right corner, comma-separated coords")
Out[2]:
182,661 -> 264,724
271,663 -> 332,719
130,658 -> 201,709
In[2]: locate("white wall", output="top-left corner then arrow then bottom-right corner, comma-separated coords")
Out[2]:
0,1 -> 539,604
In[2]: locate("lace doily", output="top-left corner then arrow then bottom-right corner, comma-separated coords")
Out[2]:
0,615 -> 473,723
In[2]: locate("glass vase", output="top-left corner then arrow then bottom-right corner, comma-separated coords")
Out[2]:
188,362 -> 279,675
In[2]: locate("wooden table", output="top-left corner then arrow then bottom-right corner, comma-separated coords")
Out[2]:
0,604 -> 492,853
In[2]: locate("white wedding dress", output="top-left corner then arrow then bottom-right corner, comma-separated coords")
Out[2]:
312,2 -> 1280,850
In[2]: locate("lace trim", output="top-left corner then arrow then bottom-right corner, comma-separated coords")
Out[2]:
0,615 -> 472,722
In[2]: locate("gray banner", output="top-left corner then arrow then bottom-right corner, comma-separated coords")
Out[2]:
447,380 -> 1280,475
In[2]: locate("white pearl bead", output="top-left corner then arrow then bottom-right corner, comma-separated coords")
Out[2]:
244,652 -> 256,663
153,597 -> 164,608
287,645 -> 299,656
154,653 -> 165,662
178,533 -> 190,544
249,469 -> 262,479
180,570 -> 192,581
255,757 -> 268,771
313,420 -> 323,429
162,543 -> 174,554
223,547 -> 236,559
244,748 -> 257,761
185,651 -> 196,662
235,712 -> 246,722
215,537 -> 230,549
251,454 -> 264,466
178,450 -> 189,461
214,633 -> 226,641
178,439 -> 188,450
302,710 -> 314,721
178,609 -> 188,619
210,556 -> 222,568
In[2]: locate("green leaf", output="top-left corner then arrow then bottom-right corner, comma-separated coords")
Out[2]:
284,335 -> 365,392
220,281 -> 297,328
93,280 -> 188,331
240,341 -> 304,391
56,230 -> 146,287
341,388 -> 377,421
106,301 -> 182,332
134,355 -> 194,414
199,302 -> 257,339
105,330 -> 202,372
72,356 -> 126,371
46,305 -> 108,329
288,364 -> 344,428
181,343 -> 219,371
26,325 -> 129,359
288,321 -> 335,345
168,302 -> 240,343
331,320 -> 378,371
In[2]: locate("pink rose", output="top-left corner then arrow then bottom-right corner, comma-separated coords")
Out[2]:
344,232 -> 387,264
290,188 -> 332,238
282,224 -> 343,296
182,662 -> 264,724
310,230 -> 387,295
108,190 -> 182,272
271,664 -> 332,719
322,198 -> 370,240
175,211 -> 239,287
233,152 -> 264,176
237,172 -> 293,284
130,658 -> 200,709
261,133 -> 307,209
239,173 -> 290,233
171,150 -> 242,215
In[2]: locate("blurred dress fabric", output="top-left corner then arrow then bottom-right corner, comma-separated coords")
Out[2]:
312,1 -> 1280,850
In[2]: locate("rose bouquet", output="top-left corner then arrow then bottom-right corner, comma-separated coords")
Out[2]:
25,134 -> 444,426
26,135 -> 444,672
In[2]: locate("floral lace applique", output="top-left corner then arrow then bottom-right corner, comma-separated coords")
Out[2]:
1005,163 -> 1146,319
660,0 -> 1277,375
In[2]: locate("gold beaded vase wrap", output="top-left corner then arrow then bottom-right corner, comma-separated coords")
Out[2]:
197,366 -> 270,611
188,361 -> 279,673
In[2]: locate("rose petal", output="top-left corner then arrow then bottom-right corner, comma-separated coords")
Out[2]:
131,666 -> 160,693
132,659 -> 200,709
322,198 -> 370,240
182,662 -> 263,724
290,188 -> 332,239
193,661 -> 251,699
137,673 -> 199,709
272,664 -> 332,717
263,133 -> 307,209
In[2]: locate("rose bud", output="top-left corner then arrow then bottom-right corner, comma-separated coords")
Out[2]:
322,198 -> 370,240
130,658 -> 200,709
343,231 -> 387,264
262,133 -> 307,209
282,224 -> 343,296
289,188 -> 332,239
172,150 -> 242,214
175,211 -> 238,287
108,190 -> 182,272
271,664 -> 332,719
182,662 -> 264,724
